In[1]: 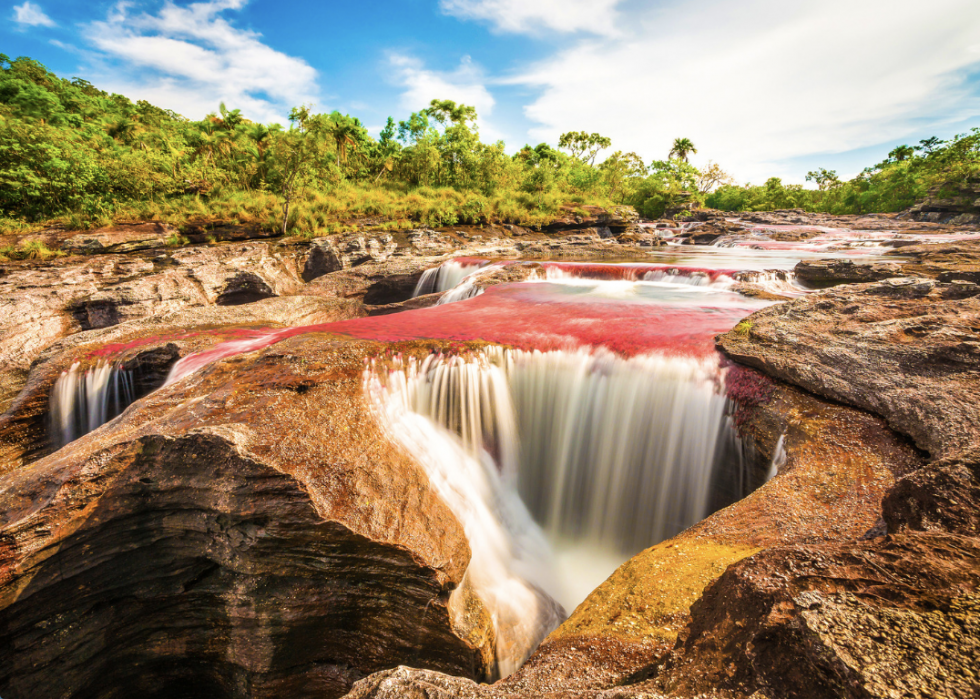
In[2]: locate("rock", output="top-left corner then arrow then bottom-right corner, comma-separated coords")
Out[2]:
683,221 -> 744,245
903,181 -> 980,226
0,337 -> 498,698
216,271 -> 278,305
60,222 -> 177,254
717,280 -> 980,461
0,296 -> 364,475
304,239 -> 346,281
794,259 -> 904,286
657,533 -> 980,699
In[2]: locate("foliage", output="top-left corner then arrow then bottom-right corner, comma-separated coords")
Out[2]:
669,138 -> 697,163
2,54 -> 979,234
707,131 -> 980,214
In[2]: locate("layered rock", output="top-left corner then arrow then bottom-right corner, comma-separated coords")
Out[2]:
0,296 -> 363,475
0,336 -> 501,699
717,278 -> 980,461
903,180 -> 980,225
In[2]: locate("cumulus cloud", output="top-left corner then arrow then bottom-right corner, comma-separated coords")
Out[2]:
439,0 -> 623,36
389,53 -> 509,141
509,0 -> 980,182
82,0 -> 319,124
12,1 -> 55,28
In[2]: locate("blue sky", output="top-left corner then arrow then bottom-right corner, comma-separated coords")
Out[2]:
6,0 -> 980,184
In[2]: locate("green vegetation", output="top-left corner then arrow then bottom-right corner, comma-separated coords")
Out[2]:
1,54 -> 978,237
0,240 -> 63,262
706,135 -> 980,215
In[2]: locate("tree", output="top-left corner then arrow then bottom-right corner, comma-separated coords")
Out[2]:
805,167 -> 841,191
326,111 -> 367,169
888,145 -> 916,162
558,131 -> 612,165
696,161 -> 734,194
266,106 -> 328,236
669,138 -> 697,162
600,151 -> 647,201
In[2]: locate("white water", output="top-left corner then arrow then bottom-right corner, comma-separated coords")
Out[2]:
365,362 -> 563,678
766,433 -> 787,481
50,361 -> 135,448
368,348 -> 740,619
413,260 -> 487,297
734,269 -> 809,297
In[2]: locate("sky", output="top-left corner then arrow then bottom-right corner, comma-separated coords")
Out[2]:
5,0 -> 980,184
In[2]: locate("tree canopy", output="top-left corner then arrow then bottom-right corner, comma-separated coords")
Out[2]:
0,55 -> 977,234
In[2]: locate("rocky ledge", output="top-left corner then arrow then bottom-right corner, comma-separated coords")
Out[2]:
0,336 -> 516,698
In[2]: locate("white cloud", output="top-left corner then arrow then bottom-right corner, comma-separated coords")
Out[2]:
440,0 -> 623,36
12,1 -> 55,27
509,0 -> 980,183
81,0 -> 319,124
389,53 -> 508,141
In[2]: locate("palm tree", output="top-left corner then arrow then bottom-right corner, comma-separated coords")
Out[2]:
669,137 -> 697,162
328,112 -> 365,167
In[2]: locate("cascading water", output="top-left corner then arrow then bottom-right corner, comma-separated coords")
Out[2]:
50,361 -> 135,448
413,259 -> 488,297
368,346 -> 744,617
365,361 -> 564,679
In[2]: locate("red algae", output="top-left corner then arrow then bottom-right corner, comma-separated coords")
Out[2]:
167,281 -> 768,383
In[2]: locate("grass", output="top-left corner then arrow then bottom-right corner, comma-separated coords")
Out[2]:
734,320 -> 753,335
0,240 -> 64,262
1,182 -> 618,238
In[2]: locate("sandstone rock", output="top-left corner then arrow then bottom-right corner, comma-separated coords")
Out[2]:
0,296 -> 364,475
794,259 -> 904,286
60,222 -> 177,254
0,336 -> 499,698
717,280 -> 980,461
657,533 -> 980,699
303,239 -> 346,281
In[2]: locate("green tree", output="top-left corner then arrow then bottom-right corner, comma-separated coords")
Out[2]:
558,131 -> 612,165
668,138 -> 697,163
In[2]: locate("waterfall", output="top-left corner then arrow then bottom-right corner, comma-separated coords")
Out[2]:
368,347 -> 743,621
365,360 -> 564,678
766,433 -> 787,481
413,259 -> 488,297
733,269 -> 807,296
50,361 -> 135,448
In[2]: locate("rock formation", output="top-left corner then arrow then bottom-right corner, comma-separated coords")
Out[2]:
2,208 -> 979,699
0,336 -> 500,698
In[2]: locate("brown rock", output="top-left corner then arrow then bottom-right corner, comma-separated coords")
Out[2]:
0,336 -> 499,698
717,279 -> 980,461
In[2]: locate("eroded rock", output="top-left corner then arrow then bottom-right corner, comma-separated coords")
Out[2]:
0,337 -> 499,698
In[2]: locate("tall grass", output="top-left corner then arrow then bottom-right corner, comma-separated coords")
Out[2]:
3,182 -> 617,238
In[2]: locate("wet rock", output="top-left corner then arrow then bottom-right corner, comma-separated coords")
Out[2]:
0,296 -> 364,475
0,337 -> 498,698
684,221 -> 745,245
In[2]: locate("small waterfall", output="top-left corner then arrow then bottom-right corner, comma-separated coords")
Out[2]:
766,433 -> 787,481
541,263 -> 736,287
413,259 -> 488,297
50,361 -> 135,448
734,269 -> 807,296
436,279 -> 485,305
369,348 -> 744,618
